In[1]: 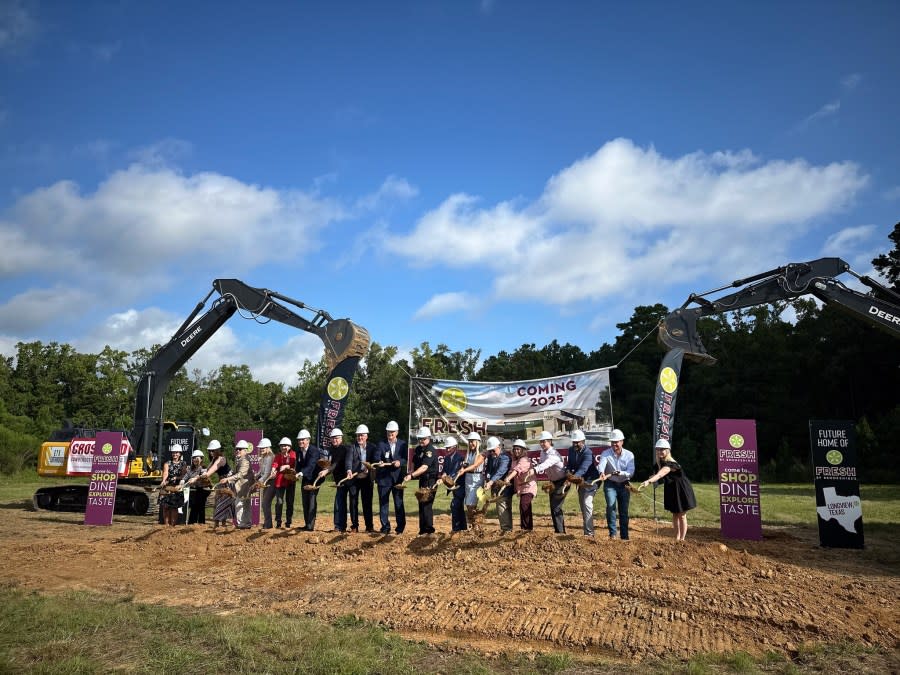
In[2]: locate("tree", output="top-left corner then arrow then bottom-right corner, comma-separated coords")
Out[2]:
872,221 -> 900,289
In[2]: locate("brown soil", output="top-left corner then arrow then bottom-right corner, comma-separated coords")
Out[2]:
2,505 -> 898,665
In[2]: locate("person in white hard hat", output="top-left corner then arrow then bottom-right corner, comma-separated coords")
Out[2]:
347,424 -> 376,533
201,440 -> 234,528
484,437 -> 513,533
506,439 -> 536,531
641,438 -> 697,541
273,437 -> 297,528
220,440 -> 253,529
455,431 -> 487,531
256,438 -> 276,529
404,427 -> 438,535
326,428 -> 351,533
374,421 -> 407,534
159,444 -> 187,526
184,448 -> 211,525
598,429 -> 635,540
441,436 -> 467,533
533,431 -> 567,533
295,429 -> 323,531
566,430 -> 601,537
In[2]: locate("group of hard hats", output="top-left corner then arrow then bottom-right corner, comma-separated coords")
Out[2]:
327,420 -> 402,439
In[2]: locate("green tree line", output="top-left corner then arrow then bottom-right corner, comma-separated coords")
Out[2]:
2,226 -> 898,482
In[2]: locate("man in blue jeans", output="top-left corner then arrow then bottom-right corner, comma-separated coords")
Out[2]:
598,429 -> 635,540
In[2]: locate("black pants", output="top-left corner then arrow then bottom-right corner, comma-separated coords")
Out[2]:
187,488 -> 209,524
418,476 -> 437,534
275,484 -> 296,526
351,476 -> 374,530
549,478 -> 568,533
301,478 -> 318,530
261,484 -> 276,528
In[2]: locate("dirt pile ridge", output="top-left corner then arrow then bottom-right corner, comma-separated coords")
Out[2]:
2,507 -> 897,662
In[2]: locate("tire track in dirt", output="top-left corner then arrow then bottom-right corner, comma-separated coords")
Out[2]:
1,510 -> 897,661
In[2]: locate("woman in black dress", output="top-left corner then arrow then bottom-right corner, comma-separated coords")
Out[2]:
159,445 -> 187,526
642,438 -> 697,541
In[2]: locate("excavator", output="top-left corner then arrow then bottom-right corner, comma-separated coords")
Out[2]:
33,280 -> 370,515
654,256 -> 900,440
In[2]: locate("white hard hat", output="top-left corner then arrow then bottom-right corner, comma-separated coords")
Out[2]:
485,436 -> 501,451
329,428 -> 344,438
235,440 -> 249,450
191,449 -> 204,459
538,431 -> 553,441
655,438 -> 671,449
279,437 -> 292,447
207,439 -> 221,451
416,426 -> 432,439
355,424 -> 369,435
170,444 -> 183,454
465,432 -> 481,442
609,429 -> 625,442
443,436 -> 458,448
258,438 -> 272,449
385,421 -> 399,432
571,430 -> 586,443
513,439 -> 528,449
297,429 -> 311,440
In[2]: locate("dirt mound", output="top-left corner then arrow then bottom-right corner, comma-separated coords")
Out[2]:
2,507 -> 898,662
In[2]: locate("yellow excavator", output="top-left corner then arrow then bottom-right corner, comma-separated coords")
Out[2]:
33,279 -> 369,515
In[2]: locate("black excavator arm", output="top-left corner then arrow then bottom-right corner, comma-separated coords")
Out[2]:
659,257 -> 900,364
131,280 -> 369,468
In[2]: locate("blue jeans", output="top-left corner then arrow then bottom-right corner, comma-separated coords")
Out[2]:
377,484 -> 406,533
603,482 -> 630,539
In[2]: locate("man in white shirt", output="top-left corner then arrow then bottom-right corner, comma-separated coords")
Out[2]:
533,430 -> 567,533
598,429 -> 635,540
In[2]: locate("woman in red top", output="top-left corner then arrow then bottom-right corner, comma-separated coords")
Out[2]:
273,438 -> 297,528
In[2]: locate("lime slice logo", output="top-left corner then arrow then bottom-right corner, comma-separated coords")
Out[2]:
327,377 -> 350,400
826,450 -> 843,465
440,387 -> 467,414
101,442 -> 113,455
659,367 -> 678,394
728,434 -> 744,449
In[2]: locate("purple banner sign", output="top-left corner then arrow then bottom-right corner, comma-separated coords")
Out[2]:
716,419 -> 761,541
84,431 -> 124,526
235,429 -> 263,526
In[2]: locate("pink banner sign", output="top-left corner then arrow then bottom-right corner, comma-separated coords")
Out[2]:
84,431 -> 124,526
235,429 -> 263,526
716,419 -> 762,540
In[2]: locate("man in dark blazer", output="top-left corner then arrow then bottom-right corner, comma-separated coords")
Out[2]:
295,428 -> 323,531
374,420 -> 407,534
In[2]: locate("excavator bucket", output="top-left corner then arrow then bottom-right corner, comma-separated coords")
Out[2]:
657,312 -> 717,365
321,320 -> 370,370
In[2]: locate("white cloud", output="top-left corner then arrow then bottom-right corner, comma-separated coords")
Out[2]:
883,185 -> 900,201
356,175 -> 418,211
413,292 -> 475,320
0,286 -> 95,333
822,225 -> 876,256
801,100 -> 840,127
385,193 -> 542,266
76,306 -> 325,386
387,138 -> 868,306
0,0 -> 37,55
841,73 -> 862,91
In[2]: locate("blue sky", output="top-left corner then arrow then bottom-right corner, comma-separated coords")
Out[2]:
1,1 -> 898,385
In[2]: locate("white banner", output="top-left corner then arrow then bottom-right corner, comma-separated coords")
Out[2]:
411,367 -> 614,438
66,437 -> 132,476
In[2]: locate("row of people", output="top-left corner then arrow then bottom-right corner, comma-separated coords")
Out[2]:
159,423 -> 696,540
